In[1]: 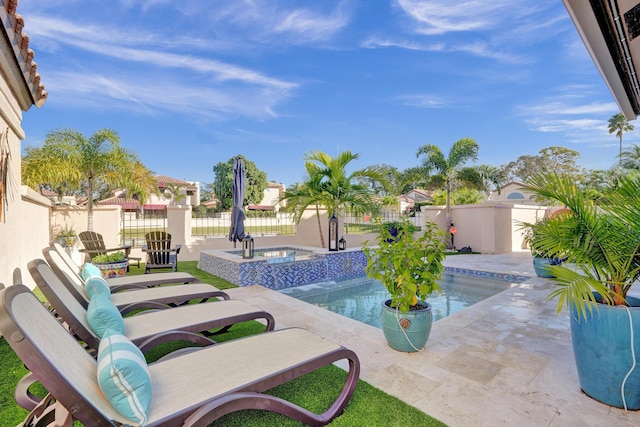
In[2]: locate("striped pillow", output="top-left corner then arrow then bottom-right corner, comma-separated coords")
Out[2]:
97,330 -> 152,425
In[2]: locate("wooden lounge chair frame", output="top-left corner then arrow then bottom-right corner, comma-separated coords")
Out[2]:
1,285 -> 360,426
27,259 -> 275,353
143,231 -> 180,273
52,243 -> 199,291
44,247 -> 229,315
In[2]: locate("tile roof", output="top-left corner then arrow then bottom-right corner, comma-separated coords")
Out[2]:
154,175 -> 197,189
2,0 -> 47,108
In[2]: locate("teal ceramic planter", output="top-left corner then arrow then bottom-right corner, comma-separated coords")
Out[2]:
571,295 -> 640,409
380,300 -> 433,352
532,256 -> 555,278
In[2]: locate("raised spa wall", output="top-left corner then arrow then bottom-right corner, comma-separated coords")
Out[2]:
199,246 -> 367,289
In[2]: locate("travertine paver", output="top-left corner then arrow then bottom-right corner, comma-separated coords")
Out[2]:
226,251 -> 640,427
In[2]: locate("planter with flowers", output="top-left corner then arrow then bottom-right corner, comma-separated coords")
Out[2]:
363,219 -> 446,352
91,251 -> 128,279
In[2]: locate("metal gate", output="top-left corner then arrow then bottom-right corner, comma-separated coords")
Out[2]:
121,207 -> 167,247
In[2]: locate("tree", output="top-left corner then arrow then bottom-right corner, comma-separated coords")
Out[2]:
502,146 -> 582,182
211,155 -> 268,211
22,128 -> 140,231
281,150 -> 387,247
164,183 -> 185,206
121,160 -> 159,208
620,144 -> 640,170
416,138 -> 479,228
608,112 -> 634,166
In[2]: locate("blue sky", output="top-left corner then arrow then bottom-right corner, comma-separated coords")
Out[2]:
18,0 -> 636,188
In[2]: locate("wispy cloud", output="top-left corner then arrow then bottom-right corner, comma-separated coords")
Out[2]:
518,93 -> 621,149
362,36 -> 524,64
45,69 -> 291,120
26,14 -> 298,118
272,6 -> 350,42
397,94 -> 448,108
200,1 -> 351,45
395,0 -> 519,35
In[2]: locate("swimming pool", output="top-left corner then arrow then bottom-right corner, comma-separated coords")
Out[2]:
280,271 -> 524,328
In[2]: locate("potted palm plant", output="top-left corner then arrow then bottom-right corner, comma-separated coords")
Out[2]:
521,220 -> 566,278
91,251 -> 128,279
55,223 -> 77,247
526,173 -> 640,409
363,218 -> 446,352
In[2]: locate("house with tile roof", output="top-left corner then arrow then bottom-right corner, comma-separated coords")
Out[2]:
96,175 -> 200,212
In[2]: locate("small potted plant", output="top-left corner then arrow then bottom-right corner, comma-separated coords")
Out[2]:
521,221 -> 566,278
363,218 -> 446,352
91,251 -> 128,279
55,223 -> 77,247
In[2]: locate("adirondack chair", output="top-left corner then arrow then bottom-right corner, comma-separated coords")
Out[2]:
143,231 -> 181,273
78,231 -> 141,270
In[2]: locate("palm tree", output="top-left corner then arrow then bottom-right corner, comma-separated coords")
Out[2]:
608,113 -> 634,166
22,128 -> 136,231
620,143 -> 640,170
164,183 -> 185,206
416,138 -> 479,228
281,150 -> 388,247
122,160 -> 159,209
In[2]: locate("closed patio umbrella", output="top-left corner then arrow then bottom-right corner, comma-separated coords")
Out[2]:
228,157 -> 246,247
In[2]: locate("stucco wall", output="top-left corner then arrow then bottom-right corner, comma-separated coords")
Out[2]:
0,73 -> 49,287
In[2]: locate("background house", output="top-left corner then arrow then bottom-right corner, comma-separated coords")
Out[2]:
488,181 -> 539,205
398,189 -> 432,214
248,181 -> 286,212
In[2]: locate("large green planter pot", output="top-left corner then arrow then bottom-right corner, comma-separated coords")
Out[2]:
571,294 -> 640,409
380,299 -> 433,352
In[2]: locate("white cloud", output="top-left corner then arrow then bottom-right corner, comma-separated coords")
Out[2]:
273,7 -> 350,42
45,70 -> 290,120
397,94 -> 448,108
395,0 -> 520,35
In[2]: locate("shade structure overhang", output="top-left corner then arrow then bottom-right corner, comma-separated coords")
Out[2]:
563,0 -> 640,120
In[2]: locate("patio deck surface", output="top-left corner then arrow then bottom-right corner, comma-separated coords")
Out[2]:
225,251 -> 640,427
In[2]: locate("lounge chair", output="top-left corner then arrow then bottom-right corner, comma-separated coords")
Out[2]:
43,247 -> 230,315
27,259 -> 275,353
79,230 -> 142,270
143,231 -> 180,273
52,243 -> 199,290
1,284 -> 359,426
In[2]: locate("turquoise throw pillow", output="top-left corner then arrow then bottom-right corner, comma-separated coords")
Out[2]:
85,276 -> 111,300
97,330 -> 152,425
82,263 -> 102,281
87,295 -> 124,338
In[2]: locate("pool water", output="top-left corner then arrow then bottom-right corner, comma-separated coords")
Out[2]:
280,272 -> 518,328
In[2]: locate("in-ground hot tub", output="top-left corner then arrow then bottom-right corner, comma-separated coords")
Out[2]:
199,245 -> 367,289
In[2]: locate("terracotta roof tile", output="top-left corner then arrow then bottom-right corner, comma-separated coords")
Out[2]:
2,1 -> 47,107
154,175 -> 196,189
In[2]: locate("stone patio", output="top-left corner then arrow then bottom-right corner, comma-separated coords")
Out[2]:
224,251 -> 640,427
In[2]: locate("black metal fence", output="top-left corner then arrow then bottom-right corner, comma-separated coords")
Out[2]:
343,210 -> 423,235
191,210 -> 296,238
121,208 -> 168,247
